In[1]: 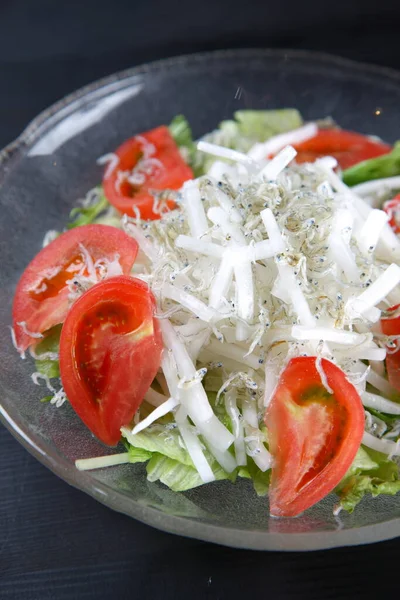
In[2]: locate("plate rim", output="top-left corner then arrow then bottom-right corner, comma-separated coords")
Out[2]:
2,47 -> 400,550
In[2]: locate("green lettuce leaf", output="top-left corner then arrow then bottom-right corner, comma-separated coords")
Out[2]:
168,114 -> 204,177
68,187 -> 110,229
238,458 -> 271,496
169,114 -> 194,149
233,109 -> 303,141
127,445 -> 153,464
121,425 -> 193,466
343,142 -> 400,186
207,109 -> 303,152
146,452 -> 235,492
34,325 -> 62,379
335,446 -> 400,512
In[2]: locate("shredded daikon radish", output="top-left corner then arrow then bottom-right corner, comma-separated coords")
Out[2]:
362,391 -> 400,415
292,326 -> 364,345
258,146 -> 297,181
131,397 -> 179,434
357,209 -> 389,255
175,405 -> 215,483
247,123 -> 318,160
352,176 -> 400,197
224,391 -> 246,466
181,180 -> 209,239
175,235 -> 224,258
362,431 -> 400,457
197,140 -> 256,166
348,264 -> 400,317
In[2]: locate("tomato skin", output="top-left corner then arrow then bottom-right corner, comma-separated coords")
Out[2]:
383,194 -> 400,234
59,276 -> 163,446
293,128 -> 391,170
103,126 -> 193,220
381,305 -> 400,391
265,357 -> 365,517
12,224 -> 138,351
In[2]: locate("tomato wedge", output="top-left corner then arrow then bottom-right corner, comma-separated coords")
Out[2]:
12,224 -> 138,351
293,128 -> 391,170
265,357 -> 365,517
383,194 -> 400,234
103,126 -> 193,220
381,305 -> 400,391
59,275 -> 163,445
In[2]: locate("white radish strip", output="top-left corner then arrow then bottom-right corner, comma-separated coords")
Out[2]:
162,283 -> 220,323
160,324 -> 234,450
207,160 -> 237,180
175,406 -> 215,483
242,398 -> 258,428
160,320 -> 196,379
264,361 -> 281,408
213,186 -> 242,223
247,123 -> 318,161
206,339 -> 262,370
258,146 -> 297,181
357,209 -> 389,254
367,368 -> 398,399
229,241 -> 274,264
206,442 -> 237,472
207,207 -> 246,244
131,397 -> 179,435
362,392 -> 400,415
349,264 -> 400,316
234,261 -> 254,338
362,431 -> 400,456
224,391 -> 247,466
187,329 -> 210,363
334,208 -> 354,243
198,350 -> 252,374
122,218 -> 159,262
175,235 -> 224,258
197,140 -> 255,166
181,180 -> 209,239
209,254 -> 234,309
144,387 -> 169,407
339,346 -> 387,361
195,413 -> 235,452
260,208 -> 285,253
244,427 -> 273,471
352,176 -> 400,197
328,232 -> 359,283
277,264 -> 316,327
76,453 -> 130,471
291,325 -> 364,345
175,318 -> 209,338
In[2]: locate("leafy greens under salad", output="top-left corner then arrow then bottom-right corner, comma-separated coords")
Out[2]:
12,108 -> 400,517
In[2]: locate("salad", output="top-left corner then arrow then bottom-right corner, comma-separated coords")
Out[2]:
11,109 -> 400,517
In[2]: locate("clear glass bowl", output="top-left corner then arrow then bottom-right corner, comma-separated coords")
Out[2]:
1,49 -> 400,551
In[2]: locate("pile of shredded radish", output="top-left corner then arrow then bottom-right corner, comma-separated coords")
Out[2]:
75,124 -> 400,480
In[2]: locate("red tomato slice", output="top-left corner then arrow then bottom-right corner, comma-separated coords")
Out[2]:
265,357 -> 365,517
293,128 -> 391,170
381,305 -> 400,391
59,275 -> 163,445
383,194 -> 400,234
103,126 -> 193,220
12,224 -> 138,351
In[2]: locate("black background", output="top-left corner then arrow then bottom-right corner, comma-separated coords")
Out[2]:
1,1 -> 400,598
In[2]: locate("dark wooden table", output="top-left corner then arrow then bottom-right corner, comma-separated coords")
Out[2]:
1,1 -> 400,598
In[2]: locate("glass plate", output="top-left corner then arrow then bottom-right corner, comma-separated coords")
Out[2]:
1,49 -> 400,551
